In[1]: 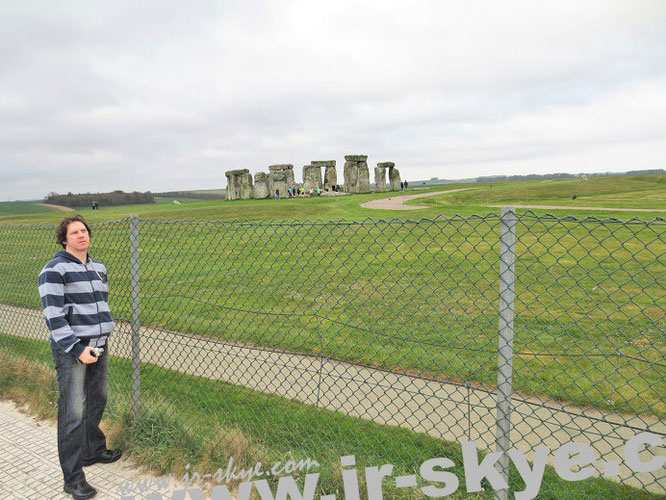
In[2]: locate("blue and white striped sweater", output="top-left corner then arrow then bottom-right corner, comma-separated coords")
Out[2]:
38,250 -> 114,358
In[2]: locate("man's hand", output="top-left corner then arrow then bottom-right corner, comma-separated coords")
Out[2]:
78,346 -> 99,364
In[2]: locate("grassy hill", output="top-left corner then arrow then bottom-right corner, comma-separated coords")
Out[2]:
0,201 -> 63,216
0,172 -> 664,500
0,173 -> 663,417
1,174 -> 665,224
406,174 -> 666,210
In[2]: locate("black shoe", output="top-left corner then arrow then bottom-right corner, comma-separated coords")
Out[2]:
81,449 -> 123,466
64,480 -> 97,499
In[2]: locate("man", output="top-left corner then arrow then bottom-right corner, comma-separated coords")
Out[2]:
38,215 -> 122,499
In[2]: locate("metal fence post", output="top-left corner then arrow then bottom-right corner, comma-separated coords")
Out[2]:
495,206 -> 516,500
129,214 -> 141,422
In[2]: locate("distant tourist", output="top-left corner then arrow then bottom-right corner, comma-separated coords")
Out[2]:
275,189 -> 280,199
316,187 -> 321,196
400,181 -> 404,190
404,180 -> 408,188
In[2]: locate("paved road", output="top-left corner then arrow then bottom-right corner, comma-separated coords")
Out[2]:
0,400 -> 183,499
1,303 -> 663,494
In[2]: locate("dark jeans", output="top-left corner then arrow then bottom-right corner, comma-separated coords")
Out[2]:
51,344 -> 109,486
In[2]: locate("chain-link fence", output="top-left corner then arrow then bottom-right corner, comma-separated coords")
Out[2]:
0,209 -> 664,498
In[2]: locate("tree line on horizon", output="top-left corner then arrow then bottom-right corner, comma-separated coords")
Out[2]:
44,190 -> 155,208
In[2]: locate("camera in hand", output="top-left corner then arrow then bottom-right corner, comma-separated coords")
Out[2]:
90,347 -> 104,357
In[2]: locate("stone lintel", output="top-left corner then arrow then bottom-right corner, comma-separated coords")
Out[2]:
311,160 -> 336,167
225,169 -> 250,176
344,155 -> 368,162
377,162 -> 395,168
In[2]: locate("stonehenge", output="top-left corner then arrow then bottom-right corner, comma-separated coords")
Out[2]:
374,165 -> 387,191
387,164 -> 401,191
313,161 -> 337,190
225,169 -> 253,200
344,155 -> 371,194
268,164 -> 295,198
225,156 -> 399,200
377,162 -> 401,191
302,164 -> 323,192
252,172 -> 269,199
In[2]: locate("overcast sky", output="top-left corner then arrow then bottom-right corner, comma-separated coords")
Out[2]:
2,1 -> 666,200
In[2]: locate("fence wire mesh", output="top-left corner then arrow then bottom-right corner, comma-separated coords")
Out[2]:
0,210 -> 663,498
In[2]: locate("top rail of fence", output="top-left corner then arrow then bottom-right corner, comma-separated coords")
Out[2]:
0,209 -> 665,229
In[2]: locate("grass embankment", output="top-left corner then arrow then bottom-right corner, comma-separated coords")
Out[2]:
0,175 -> 663,417
0,212 -> 663,417
406,174 -> 666,211
0,200 -> 61,215
0,335 -> 657,499
2,175 -> 665,226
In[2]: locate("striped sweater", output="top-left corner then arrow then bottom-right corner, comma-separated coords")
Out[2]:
38,250 -> 114,358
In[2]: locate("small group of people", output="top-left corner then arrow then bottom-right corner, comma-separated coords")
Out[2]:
400,180 -> 409,190
275,184 -> 340,199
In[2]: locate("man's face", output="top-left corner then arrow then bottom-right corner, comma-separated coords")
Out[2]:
65,221 -> 90,253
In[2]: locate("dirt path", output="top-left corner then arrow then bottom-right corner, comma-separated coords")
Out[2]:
37,203 -> 74,212
1,303 -> 663,494
360,188 -> 474,210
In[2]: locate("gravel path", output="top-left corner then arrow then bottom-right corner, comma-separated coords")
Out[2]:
360,188 -> 474,210
37,203 -> 74,212
1,303 -> 664,495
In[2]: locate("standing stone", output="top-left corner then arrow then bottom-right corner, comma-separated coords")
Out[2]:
302,164 -> 323,193
238,172 -> 253,199
343,155 -> 370,193
312,160 -> 337,190
357,161 -> 370,193
225,169 -> 253,200
268,164 -> 294,198
252,171 -> 269,199
374,166 -> 387,191
343,160 -> 357,193
388,165 -> 401,191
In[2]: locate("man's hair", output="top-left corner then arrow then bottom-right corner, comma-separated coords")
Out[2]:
56,215 -> 92,249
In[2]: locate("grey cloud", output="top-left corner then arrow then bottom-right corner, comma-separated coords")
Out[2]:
1,1 -> 666,199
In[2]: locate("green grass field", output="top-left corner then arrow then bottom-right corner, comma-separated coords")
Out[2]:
0,174 -> 663,498
0,200 -> 62,215
1,335 -> 658,499
405,174 -> 666,210
1,174 -> 664,226
0,175 -> 663,418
